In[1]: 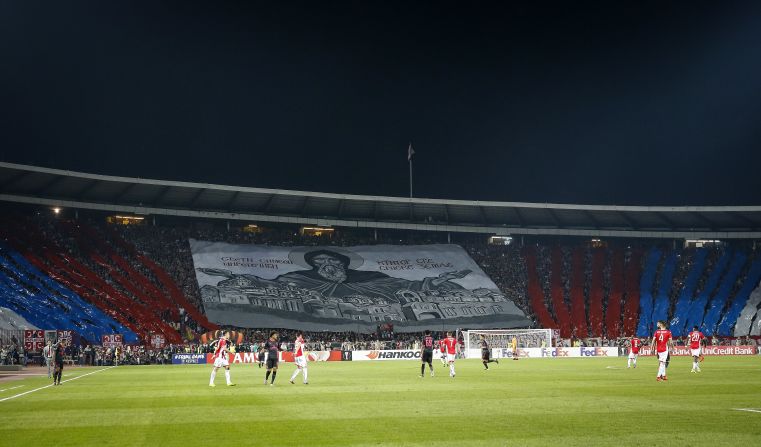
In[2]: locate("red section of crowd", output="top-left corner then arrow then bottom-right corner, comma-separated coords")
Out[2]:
0,215 -> 215,344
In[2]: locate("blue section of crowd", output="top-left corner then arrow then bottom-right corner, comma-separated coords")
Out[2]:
636,249 -> 661,337
670,248 -> 707,336
0,243 -> 137,343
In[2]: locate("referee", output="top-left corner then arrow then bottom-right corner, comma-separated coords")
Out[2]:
43,341 -> 53,378
52,341 -> 64,386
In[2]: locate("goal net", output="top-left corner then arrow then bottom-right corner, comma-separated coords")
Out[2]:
462,329 -> 552,359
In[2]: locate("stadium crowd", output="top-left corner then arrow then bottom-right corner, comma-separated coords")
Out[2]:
4,213 -> 761,365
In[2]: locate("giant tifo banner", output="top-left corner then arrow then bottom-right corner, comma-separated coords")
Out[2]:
637,345 -> 757,356
190,241 -> 530,332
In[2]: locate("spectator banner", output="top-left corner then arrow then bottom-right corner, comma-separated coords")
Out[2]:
56,330 -> 80,347
172,353 -> 207,364
190,241 -> 530,332
351,350 -> 435,361
23,329 -> 45,352
637,345 -> 757,356
151,334 -> 166,349
102,334 -> 124,348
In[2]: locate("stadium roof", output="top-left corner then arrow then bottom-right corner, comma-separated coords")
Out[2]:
1,161 -> 760,239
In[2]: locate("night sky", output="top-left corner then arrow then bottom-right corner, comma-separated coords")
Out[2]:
1,1 -> 761,205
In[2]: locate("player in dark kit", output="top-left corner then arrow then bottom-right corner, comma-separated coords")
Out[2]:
480,335 -> 499,370
419,330 -> 435,377
257,346 -> 266,368
52,341 -> 65,385
264,332 -> 280,386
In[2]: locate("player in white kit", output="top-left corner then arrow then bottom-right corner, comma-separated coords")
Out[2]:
209,332 -> 235,387
289,331 -> 309,385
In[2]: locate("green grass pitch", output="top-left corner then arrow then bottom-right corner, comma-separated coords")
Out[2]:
1,356 -> 760,446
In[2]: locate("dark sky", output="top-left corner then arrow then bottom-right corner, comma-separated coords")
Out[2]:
2,1 -> 761,206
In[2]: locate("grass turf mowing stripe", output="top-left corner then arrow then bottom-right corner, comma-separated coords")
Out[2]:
0,357 -> 759,446
0,366 -> 115,402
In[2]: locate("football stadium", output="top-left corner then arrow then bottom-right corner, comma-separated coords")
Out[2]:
2,2 -> 761,447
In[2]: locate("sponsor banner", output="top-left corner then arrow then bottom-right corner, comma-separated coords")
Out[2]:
637,345 -> 757,356
466,347 -> 620,358
190,241 -> 530,332
204,351 -> 342,364
23,329 -> 45,352
351,350 -> 447,361
102,334 -> 124,348
172,353 -> 207,364
281,351 -> 342,362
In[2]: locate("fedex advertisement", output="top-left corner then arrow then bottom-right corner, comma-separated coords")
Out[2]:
466,347 -> 620,359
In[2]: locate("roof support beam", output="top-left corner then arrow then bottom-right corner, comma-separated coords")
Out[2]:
546,208 -> 561,228
189,188 -> 206,208
691,212 -> 717,231
225,191 -> 240,211
583,210 -> 601,229
731,212 -> 758,230
0,171 -> 30,191
76,179 -> 100,200
300,196 -> 310,216
115,183 -> 139,202
443,204 -> 450,225
262,194 -> 276,213
513,207 -> 525,227
153,185 -> 172,206
36,175 -> 67,195
617,211 -> 638,230
479,206 -> 488,225
655,212 -> 676,230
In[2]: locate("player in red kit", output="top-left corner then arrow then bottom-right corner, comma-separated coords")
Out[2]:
289,331 -> 308,385
650,321 -> 673,381
627,336 -> 641,369
438,338 -> 447,366
687,326 -> 706,373
443,332 -> 459,378
209,332 -> 235,387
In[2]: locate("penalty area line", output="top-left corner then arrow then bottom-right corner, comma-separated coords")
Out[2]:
733,408 -> 761,414
0,366 -> 116,403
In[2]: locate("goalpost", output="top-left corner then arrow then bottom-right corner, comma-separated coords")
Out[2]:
462,329 -> 552,359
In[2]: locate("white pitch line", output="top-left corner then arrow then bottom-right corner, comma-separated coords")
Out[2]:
733,408 -> 761,414
0,385 -> 24,392
0,367 -> 115,403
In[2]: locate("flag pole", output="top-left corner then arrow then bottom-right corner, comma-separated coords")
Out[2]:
408,142 -> 415,198
409,157 -> 413,198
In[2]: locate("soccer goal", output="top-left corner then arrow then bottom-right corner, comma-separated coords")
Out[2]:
462,329 -> 552,359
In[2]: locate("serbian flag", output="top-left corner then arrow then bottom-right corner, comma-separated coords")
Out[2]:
407,142 -> 415,161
